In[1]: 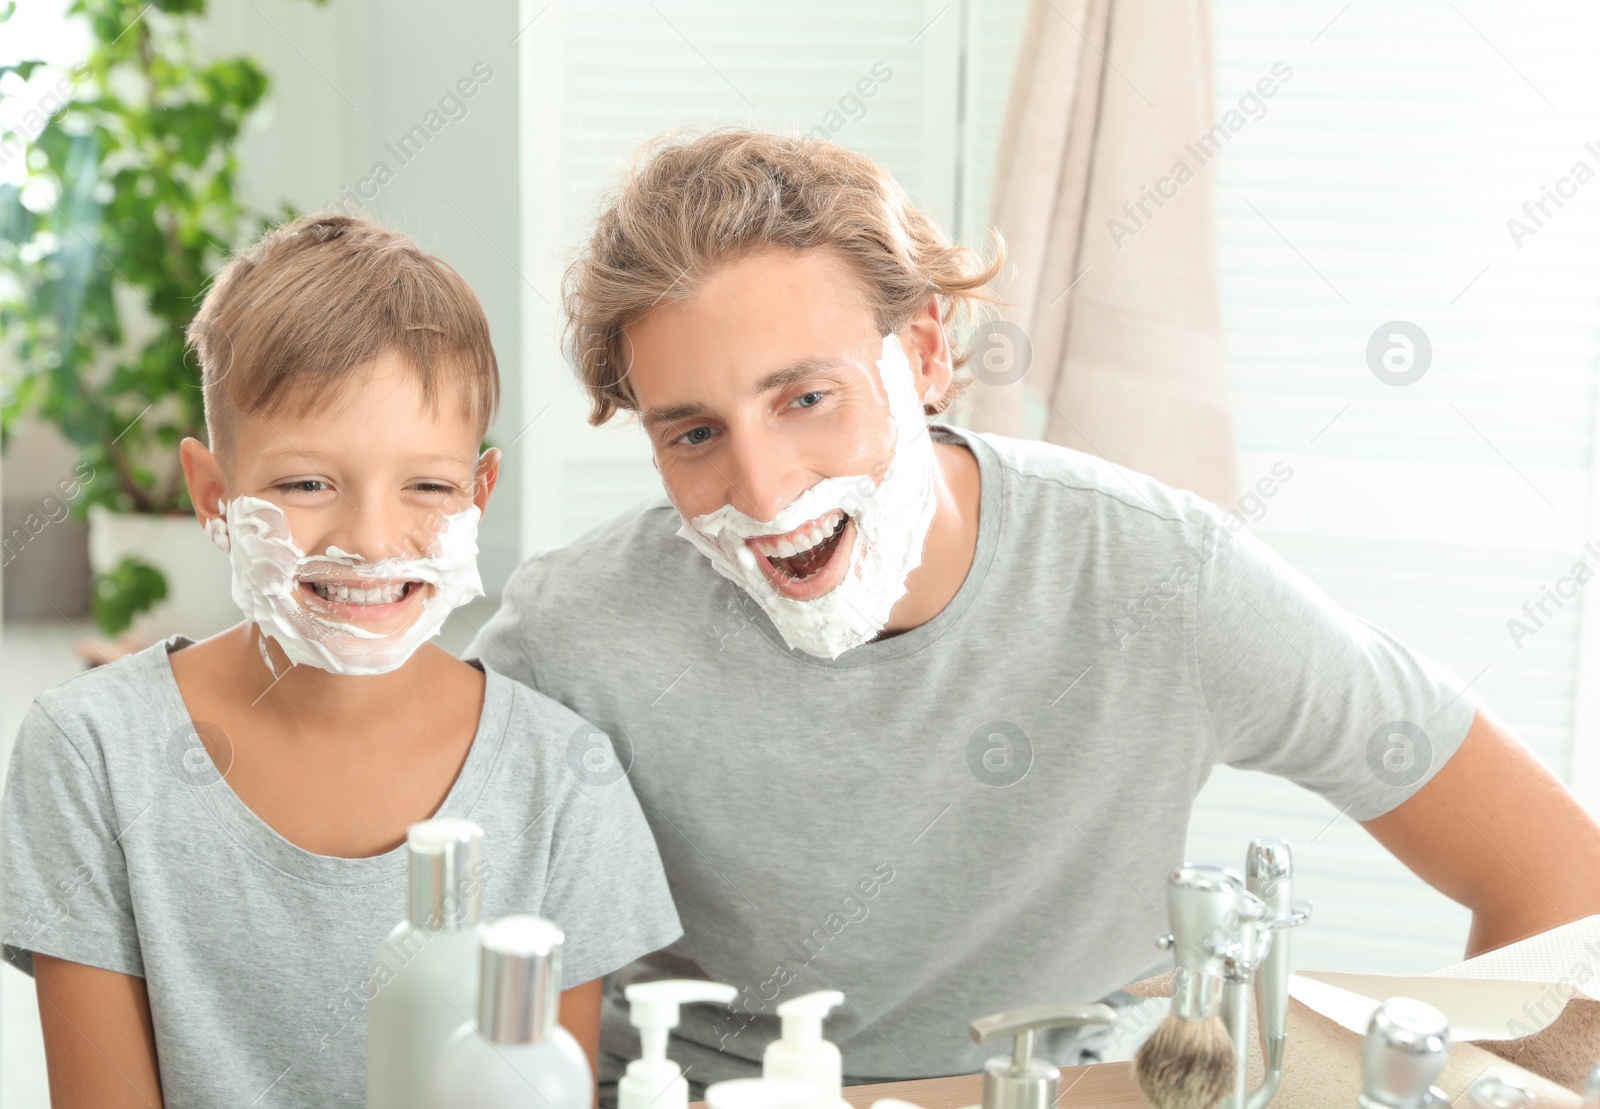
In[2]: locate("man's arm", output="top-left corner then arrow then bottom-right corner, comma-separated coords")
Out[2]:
33,954 -> 163,1108
1360,706 -> 1600,956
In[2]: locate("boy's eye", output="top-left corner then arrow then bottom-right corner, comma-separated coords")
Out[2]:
413,482 -> 460,494
275,480 -> 327,494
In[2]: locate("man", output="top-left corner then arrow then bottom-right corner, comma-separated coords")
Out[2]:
470,130 -> 1600,1093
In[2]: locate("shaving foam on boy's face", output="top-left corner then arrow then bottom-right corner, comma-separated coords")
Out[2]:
205,496 -> 484,676
676,333 -> 938,659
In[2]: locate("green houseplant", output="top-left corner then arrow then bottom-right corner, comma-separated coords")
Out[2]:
0,0 -> 302,638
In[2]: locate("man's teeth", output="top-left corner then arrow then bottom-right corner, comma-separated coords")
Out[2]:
751,511 -> 845,559
308,580 -> 409,605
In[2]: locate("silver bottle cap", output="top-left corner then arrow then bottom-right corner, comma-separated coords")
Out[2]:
407,819 -> 484,931
478,916 -> 563,1045
1359,998 -> 1451,1109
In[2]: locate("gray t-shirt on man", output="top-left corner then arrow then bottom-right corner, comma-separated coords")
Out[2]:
1,637 -> 682,1109
469,426 -> 1477,1088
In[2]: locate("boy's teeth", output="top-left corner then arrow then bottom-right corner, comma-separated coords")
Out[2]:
309,581 -> 408,604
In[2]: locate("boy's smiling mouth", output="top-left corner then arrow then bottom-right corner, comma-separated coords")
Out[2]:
299,577 -> 428,622
745,509 -> 855,600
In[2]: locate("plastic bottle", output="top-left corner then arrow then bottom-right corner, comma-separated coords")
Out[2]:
762,990 -> 847,1108
618,979 -> 740,1109
367,819 -> 487,1109
430,916 -> 590,1109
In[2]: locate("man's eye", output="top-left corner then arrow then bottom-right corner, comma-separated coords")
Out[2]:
794,391 -> 825,409
678,426 -> 715,447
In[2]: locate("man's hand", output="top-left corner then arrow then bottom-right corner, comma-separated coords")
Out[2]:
33,954 -> 163,1108
1360,706 -> 1600,956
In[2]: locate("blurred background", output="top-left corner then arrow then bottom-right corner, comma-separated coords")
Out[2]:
3,0 -> 1600,1103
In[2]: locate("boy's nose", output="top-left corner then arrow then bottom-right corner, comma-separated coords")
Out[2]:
319,502 -> 434,563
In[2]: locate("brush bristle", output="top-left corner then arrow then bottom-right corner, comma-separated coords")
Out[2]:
1133,1014 -> 1238,1109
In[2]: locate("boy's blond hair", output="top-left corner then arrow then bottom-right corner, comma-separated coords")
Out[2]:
563,129 -> 1005,425
188,214 -> 499,461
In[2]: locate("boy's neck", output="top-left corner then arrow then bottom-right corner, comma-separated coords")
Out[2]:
228,624 -> 458,735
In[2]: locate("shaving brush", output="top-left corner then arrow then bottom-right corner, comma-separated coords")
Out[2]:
1134,865 -> 1246,1109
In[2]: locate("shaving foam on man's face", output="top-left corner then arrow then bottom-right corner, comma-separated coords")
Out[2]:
675,333 -> 938,659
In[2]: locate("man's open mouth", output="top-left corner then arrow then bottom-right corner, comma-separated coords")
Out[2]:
747,509 -> 850,582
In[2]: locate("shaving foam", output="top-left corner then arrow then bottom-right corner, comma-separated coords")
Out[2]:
207,494 -> 484,676
676,333 -> 938,659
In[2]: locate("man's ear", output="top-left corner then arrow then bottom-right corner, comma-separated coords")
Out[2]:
898,295 -> 952,406
474,447 -> 502,514
179,437 -> 228,524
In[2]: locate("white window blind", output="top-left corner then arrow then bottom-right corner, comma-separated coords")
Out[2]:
1189,0 -> 1600,972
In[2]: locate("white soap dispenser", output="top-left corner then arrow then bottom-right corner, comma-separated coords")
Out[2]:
762,990 -> 848,1109
618,979 -> 740,1109
368,818 -> 487,1109
429,916 -> 590,1109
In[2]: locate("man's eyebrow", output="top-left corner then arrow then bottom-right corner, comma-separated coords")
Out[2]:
642,357 -> 849,431
642,400 -> 717,430
751,356 -> 848,395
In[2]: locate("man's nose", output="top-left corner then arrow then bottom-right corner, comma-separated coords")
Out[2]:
720,432 -> 808,524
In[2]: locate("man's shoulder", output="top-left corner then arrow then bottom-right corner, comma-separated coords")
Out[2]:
496,495 -> 723,630
962,428 -> 1214,536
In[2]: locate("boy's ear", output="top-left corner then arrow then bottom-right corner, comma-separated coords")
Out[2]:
474,447 -> 502,515
898,294 -> 952,407
179,437 -> 228,524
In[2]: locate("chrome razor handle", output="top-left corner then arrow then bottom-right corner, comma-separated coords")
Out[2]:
1245,838 -> 1313,1109
1219,890 -> 1267,1109
1585,1060 -> 1600,1108
1358,998 -> 1451,1109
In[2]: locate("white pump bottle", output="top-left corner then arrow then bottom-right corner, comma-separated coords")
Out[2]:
367,819 -> 486,1109
619,979 -> 740,1109
761,990 -> 849,1109
430,916 -> 590,1109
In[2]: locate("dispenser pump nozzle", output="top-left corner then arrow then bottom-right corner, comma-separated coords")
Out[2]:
619,980 -> 739,1109
764,990 -> 846,1103
969,1004 -> 1117,1109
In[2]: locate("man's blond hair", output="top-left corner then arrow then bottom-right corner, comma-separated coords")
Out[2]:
563,129 -> 1004,425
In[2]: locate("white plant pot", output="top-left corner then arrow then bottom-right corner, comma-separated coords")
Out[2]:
87,505 -> 238,644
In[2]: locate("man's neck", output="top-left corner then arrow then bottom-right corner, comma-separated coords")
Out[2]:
882,436 -> 982,635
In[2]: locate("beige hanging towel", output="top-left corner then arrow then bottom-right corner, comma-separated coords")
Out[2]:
970,0 -> 1240,509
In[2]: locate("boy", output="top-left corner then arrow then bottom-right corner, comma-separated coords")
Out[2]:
1,214 -> 682,1108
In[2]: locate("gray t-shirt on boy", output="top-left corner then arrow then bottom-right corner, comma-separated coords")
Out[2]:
1,637 -> 682,1109
470,426 -> 1478,1088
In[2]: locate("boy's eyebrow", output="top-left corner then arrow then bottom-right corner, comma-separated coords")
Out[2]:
256,446 -> 477,467
641,356 -> 848,431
